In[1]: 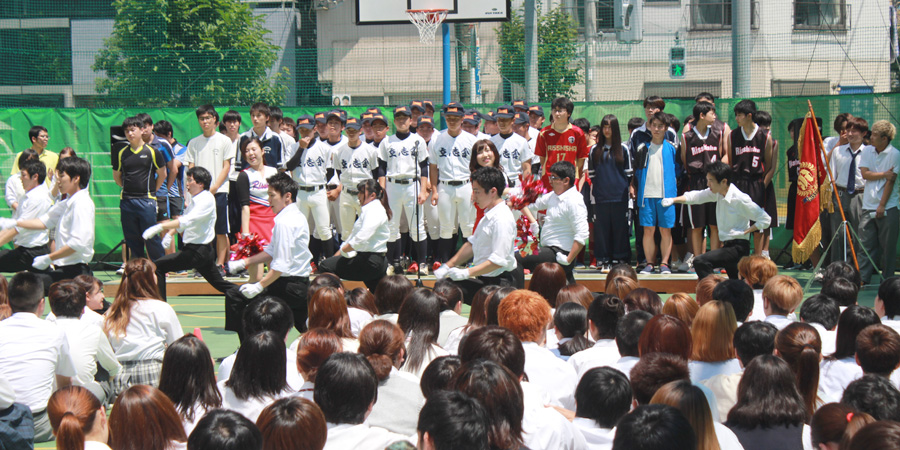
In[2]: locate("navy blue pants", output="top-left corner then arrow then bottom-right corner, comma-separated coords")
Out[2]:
120,198 -> 164,261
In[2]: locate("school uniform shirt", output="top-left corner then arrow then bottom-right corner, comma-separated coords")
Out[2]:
713,422 -> 747,450
367,367 -> 425,436
399,343 -> 448,379
345,200 -> 389,253
531,186 -> 589,251
240,127 -> 285,170
430,131 -> 477,182
521,380 -> 588,450
218,381 -> 291,424
265,205 -> 312,277
819,357 -> 863,400
438,310 -> 469,347
491,132 -> 534,180
682,184 -> 771,243
809,323 -> 837,356
614,356 -> 640,379
45,307 -> 104,330
443,325 -> 468,355
348,307 -> 374,337
84,441 -> 113,450
690,359 -> 743,383
572,419 -> 615,450
334,141 -> 379,187
4,173 -> 25,210
522,341 -> 578,410
13,183 -> 52,247
468,202 -> 518,277
186,132 -> 236,194
379,133 -> 429,179
830,143 -> 866,190
39,188 -> 95,266
53,317 -> 122,401
0,313 -> 77,412
177,190 -> 216,245
703,372 -> 742,422
765,315 -> 794,330
323,422 -> 410,450
859,144 -> 900,210
568,339 -> 621,380
748,289 -> 765,322
107,299 -> 183,362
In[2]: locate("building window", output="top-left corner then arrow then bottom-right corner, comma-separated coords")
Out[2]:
688,1 -> 759,31
771,79 -> 831,97
794,1 -> 849,31
564,0 -> 616,34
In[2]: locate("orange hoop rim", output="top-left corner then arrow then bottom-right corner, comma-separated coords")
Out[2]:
406,9 -> 449,14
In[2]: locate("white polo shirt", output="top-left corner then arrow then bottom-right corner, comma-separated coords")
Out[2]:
468,201 -> 517,277
345,200 -> 389,253
177,190 -> 216,245
14,183 -> 52,247
39,188 -> 94,266
266,205 -> 312,277
429,130 -> 478,182
531,186 -> 589,251
859,144 -> 900,211
186,132 -> 236,194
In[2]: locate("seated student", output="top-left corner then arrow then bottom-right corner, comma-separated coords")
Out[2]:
451,359 -> 527,450
573,367 -> 633,449
314,353 -> 408,450
650,380 -> 744,450
855,324 -> 900,384
661,293 -> 699,328
45,275 -> 105,328
345,287 -> 377,335
158,335 -> 222,436
689,301 -> 742,382
629,352 -> 690,406
605,276 -> 638,301
443,285 -> 496,355
622,288 -> 662,315
295,329 -> 343,400
308,287 -> 360,353
696,274 -> 725,307
702,321 -> 778,422
612,404 -> 696,450
848,421 -> 900,450
188,409 -> 262,450
820,306 -> 881,400
568,295 -> 625,379
737,255 -> 778,321
775,322 -> 829,415
810,403 -> 875,450
761,275 -> 803,330
0,375 -> 34,449
638,315 -> 692,361
432,281 -> 468,347
840,374 -> 900,422
799,294 -> 840,356
373,275 -> 413,324
821,276 -> 859,308
47,386 -> 107,450
220,331 -> 293,423
419,356 -> 461,400
397,289 -> 448,378
711,279 -> 755,324
551,303 -> 592,361
109,385 -> 187,450
47,280 -> 121,404
497,289 -> 578,410
614,311 -> 653,377
256,397 -> 327,450
416,390 -> 490,450
875,276 -> 900,333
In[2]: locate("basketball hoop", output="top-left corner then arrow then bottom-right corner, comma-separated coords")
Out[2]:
407,9 -> 448,45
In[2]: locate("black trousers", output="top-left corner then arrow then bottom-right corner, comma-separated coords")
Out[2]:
594,201 -> 631,264
453,268 -> 522,305
154,242 -> 236,301
318,252 -> 388,292
0,244 -> 50,273
224,275 -> 309,341
36,263 -> 92,295
516,246 -> 575,284
693,239 -> 750,280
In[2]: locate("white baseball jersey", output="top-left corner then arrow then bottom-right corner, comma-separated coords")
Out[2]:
491,132 -> 533,179
429,131 -> 478,182
290,140 -> 330,186
472,130 -> 491,141
379,133 -> 429,179
334,141 -> 379,187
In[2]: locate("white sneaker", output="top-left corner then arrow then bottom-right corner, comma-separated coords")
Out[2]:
386,265 -> 395,276
116,265 -> 125,275
677,253 -> 694,273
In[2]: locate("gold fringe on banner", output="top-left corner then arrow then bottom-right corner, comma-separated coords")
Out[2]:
793,219 -> 821,263
820,179 -> 834,213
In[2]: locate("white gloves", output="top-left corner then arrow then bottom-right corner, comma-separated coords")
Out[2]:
556,252 -> 571,266
0,218 -> 17,230
529,222 -> 540,237
227,259 -> 247,274
341,249 -> 357,259
32,254 -> 52,270
142,224 -> 164,240
433,264 -> 450,280
661,198 -> 675,207
239,282 -> 264,299
161,233 -> 173,249
448,267 -> 470,281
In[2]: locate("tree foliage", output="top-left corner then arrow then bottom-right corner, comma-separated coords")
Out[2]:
497,3 -> 583,101
94,0 -> 287,107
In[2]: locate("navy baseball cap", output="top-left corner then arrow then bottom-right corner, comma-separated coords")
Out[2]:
462,112 -> 479,126
345,117 -> 362,130
423,100 -> 435,111
512,99 -> 529,111
370,114 -> 389,126
514,112 -> 530,125
483,110 -> 497,122
393,106 -> 412,117
495,105 -> 516,119
295,115 -> 315,129
360,113 -> 375,125
417,116 -> 435,128
443,102 -> 465,117
410,100 -> 426,113
365,107 -> 383,115
326,110 -> 346,124
528,105 -> 545,117
314,112 -> 327,124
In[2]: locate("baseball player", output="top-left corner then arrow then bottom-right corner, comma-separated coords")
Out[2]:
334,116 -> 381,241
491,105 -> 533,190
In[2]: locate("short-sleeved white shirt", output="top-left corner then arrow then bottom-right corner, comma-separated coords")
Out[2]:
830,143 -> 866,190
266,205 -> 312,277
106,299 -> 183,362
531,186 -> 589,250
429,131 -> 477,182
334,141 -> 379,187
39,188 -> 94,265
14,183 -> 52,247
186,132 -> 236,194
859,144 -> 900,210
290,140 -> 330,187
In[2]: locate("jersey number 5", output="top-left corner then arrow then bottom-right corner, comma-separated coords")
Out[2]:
751,155 -> 759,168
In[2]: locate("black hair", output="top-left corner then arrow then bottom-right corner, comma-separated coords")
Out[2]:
420,355 -> 462,399
548,161 -> 577,188
398,289 -> 442,375
588,294 -> 625,340
733,320 -> 778,367
692,102 -> 716,122
695,92 -> 716,103
250,102 -> 270,118
485,286 -> 516,326
727,354 -> 809,427
664,113 -> 680,132
627,117 -> 645,132
551,97 -> 575,116
878,276 -> 900,319
57,156 -> 91,189
195,104 -> 219,121
840,374 -> 900,421
593,114 -> 624,165
266,172 -> 298,202
225,331 -> 287,401
269,106 -> 284,123
733,99 -> 757,117
712,279 -> 754,322
787,117 -> 804,137
20,159 -> 47,185
576,367 -> 632,428
471,166 -> 506,198
8,271 -> 44,313
822,261 -> 862,287
450,359 -> 525,450
572,118 -> 591,134
48,280 -> 86,318
223,110 -> 242,124
647,111 -> 668,127
642,96 -> 666,110
314,352 -> 379,425
28,125 -> 48,142
458,325 -> 525,377
186,166 -> 212,191
554,302 -> 592,356
617,310 -> 653,357
135,112 -> 153,126
357,178 -> 392,220
417,390 -> 490,450
822,276 -> 859,307
612,404 -> 696,450
187,409 -> 262,450
153,120 -> 173,138
433,279 -> 463,312
158,335 -> 222,422
122,116 -> 144,131
754,110 -> 772,128
828,305 -> 881,360
799,294 -> 841,330
706,161 -> 733,184
242,297 -> 295,339
19,148 -> 39,164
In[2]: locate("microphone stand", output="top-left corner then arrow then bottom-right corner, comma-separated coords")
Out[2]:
413,140 -> 424,287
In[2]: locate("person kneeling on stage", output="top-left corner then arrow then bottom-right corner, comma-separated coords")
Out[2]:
318,179 -> 390,291
518,161 -> 589,284
434,166 -> 522,304
663,162 -> 770,280
224,172 -> 312,337
141,167 -> 236,301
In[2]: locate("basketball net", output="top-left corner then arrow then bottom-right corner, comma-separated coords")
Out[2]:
407,9 -> 448,45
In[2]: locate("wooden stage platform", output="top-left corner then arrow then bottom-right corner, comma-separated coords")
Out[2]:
104,271 -> 700,298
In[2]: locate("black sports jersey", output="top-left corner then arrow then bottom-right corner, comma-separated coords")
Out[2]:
683,125 -> 723,175
730,126 -> 769,178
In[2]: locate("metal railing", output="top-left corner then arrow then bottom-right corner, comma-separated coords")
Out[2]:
687,1 -> 760,31
793,1 -> 850,31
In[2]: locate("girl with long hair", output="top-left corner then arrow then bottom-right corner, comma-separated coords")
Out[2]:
451,359 -> 525,450
589,114 -> 631,272
651,380 -> 743,450
108,385 -> 187,450
552,302 -> 592,359
157,334 -> 222,436
775,322 -> 825,416
397,288 -> 448,377
689,301 -> 741,382
220,330 -> 292,423
443,284 -> 499,354
234,137 -> 278,282
295,328 -> 343,400
470,139 -> 503,231
307,286 -> 358,351
819,305 -> 880,400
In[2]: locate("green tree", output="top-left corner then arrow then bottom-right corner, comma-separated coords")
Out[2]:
497,3 -> 583,101
94,0 -> 287,107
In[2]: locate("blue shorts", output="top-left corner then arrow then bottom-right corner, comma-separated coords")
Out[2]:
640,197 -> 675,228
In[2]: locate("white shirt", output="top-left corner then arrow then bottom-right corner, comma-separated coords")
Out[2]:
467,201 -> 517,277
568,339 -> 621,380
714,422 -> 746,450
690,359 -> 743,383
46,307 -> 104,330
819,356 -> 863,400
522,341 -> 578,410
323,422 -> 409,450
218,380 -> 290,423
291,139 -> 331,187
438,310 -> 469,347
429,130 -> 478,182
830,143 -> 866,190
186,132 -> 236,194
218,347 -> 305,392
379,133 -> 428,179
335,141 -> 379,187
85,442 -> 114,450
859,144 -> 900,210
765,314 -> 794,330
107,299 -> 183,362
747,289 -> 766,322
572,419 -> 615,450
0,312 -> 77,412
279,131 -> 297,161
5,173 -> 25,210
643,142 -> 664,198
809,322 -> 837,356
348,307 -> 374,338
177,190 -> 216,245
399,343 -> 448,379
54,317 -> 122,401
39,188 -> 95,265
13,184 -> 52,247
702,372 -> 742,422
521,381 -> 588,450
683,184 -> 771,242
266,205 -> 312,277
614,356 -> 640,378
492,132 -> 534,179
532,186 -> 589,250
345,200 -> 390,253
443,325 -> 467,355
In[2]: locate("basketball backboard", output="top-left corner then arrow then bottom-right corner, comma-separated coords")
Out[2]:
356,0 -> 510,25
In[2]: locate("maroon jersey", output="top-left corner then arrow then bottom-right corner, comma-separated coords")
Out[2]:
683,124 -> 723,175
730,126 -> 769,179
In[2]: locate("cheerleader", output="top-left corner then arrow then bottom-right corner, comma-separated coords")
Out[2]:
234,137 -> 277,282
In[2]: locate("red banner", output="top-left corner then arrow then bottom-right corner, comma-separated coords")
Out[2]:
792,113 -> 830,263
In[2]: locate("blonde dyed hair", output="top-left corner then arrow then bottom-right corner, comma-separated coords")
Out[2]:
691,301 -> 737,362
763,275 -> 803,315
738,255 -> 778,288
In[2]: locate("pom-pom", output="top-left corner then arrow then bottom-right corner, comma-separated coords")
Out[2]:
229,233 -> 269,260
516,215 -> 540,257
507,174 -> 548,211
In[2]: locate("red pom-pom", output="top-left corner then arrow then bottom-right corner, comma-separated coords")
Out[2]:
507,174 -> 548,211
229,233 -> 269,261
